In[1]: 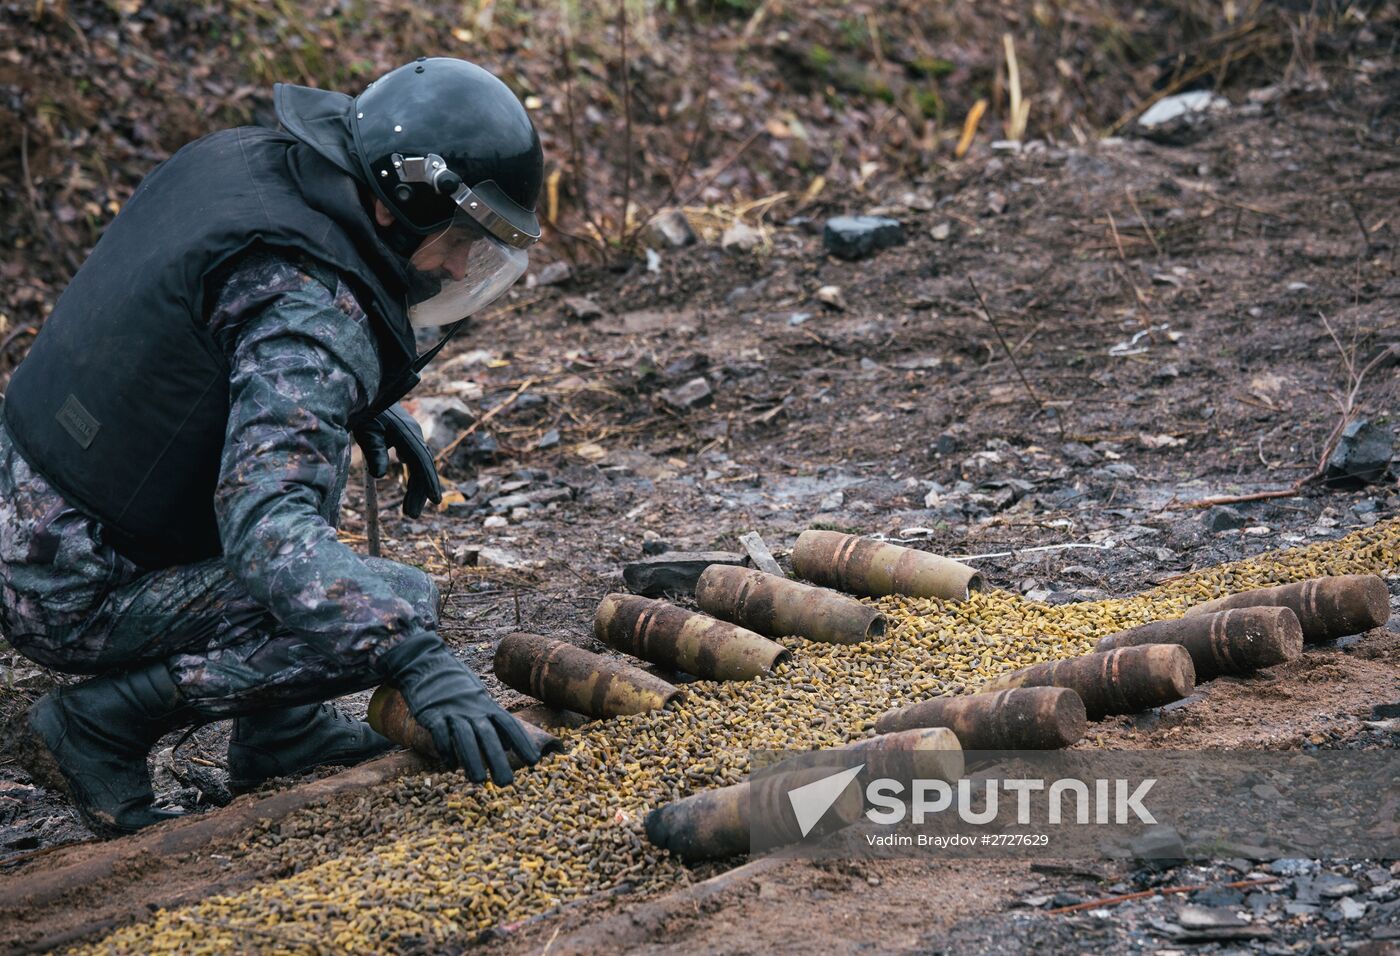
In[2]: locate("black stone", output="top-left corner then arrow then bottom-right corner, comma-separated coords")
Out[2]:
622,551 -> 748,597
1325,419 -> 1394,486
823,215 -> 906,261
450,431 -> 500,468
1203,505 -> 1248,532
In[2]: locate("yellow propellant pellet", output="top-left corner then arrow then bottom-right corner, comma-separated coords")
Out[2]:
76,520 -> 1398,955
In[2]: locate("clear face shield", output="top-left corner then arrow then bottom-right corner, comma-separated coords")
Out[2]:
405,213 -> 529,329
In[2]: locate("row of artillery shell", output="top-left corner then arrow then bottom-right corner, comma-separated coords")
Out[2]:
1185,574 -> 1390,644
594,593 -> 789,680
792,529 -> 983,602
644,728 -> 963,862
694,565 -> 887,645
1095,606 -> 1302,680
366,686 -> 564,764
493,632 -> 684,718
980,644 -> 1195,720
875,686 -> 1088,750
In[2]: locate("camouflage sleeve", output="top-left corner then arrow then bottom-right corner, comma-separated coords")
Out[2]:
209,252 -> 432,669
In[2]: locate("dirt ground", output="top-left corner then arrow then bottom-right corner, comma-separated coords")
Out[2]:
1,33 -> 1399,956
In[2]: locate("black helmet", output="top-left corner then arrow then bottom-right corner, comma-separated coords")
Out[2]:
276,56 -> 543,249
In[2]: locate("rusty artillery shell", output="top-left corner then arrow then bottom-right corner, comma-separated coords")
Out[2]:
837,727 -> 966,779
791,530 -> 983,601
694,565 -> 887,645
366,685 -> 563,767
644,764 -> 865,863
593,593 -> 788,680
1094,606 -> 1302,681
979,644 -> 1195,720
493,632 -> 684,719
1183,574 -> 1391,643
873,687 -> 1087,750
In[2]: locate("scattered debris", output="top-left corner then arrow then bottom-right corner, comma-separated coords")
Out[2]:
661,377 -> 713,411
815,285 -> 846,310
564,297 -> 605,322
1138,91 -> 1232,128
647,209 -> 697,248
622,551 -> 749,596
534,261 -> 574,286
720,221 -> 763,253
737,531 -> 784,577
409,396 -> 476,453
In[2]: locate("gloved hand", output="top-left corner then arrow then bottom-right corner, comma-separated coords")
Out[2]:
355,404 -> 442,518
379,632 -> 540,784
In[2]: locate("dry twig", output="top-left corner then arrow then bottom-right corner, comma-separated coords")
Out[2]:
1183,314 -> 1395,508
967,276 -> 1065,440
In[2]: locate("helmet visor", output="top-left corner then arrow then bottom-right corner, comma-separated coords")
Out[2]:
405,214 -> 529,329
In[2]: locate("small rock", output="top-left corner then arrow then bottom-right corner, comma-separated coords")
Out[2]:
1370,880 -> 1400,901
788,312 -> 813,326
1137,90 -> 1230,129
1325,419 -> 1394,486
622,551 -> 749,597
819,490 -> 844,511
986,191 -> 1008,215
410,396 -> 476,453
477,546 -> 529,569
816,285 -> 846,310
1268,858 -> 1315,877
1192,886 -> 1246,908
564,297 -> 604,322
1203,505 -> 1248,532
721,221 -> 763,253
1316,875 -> 1361,899
1130,825 -> 1186,863
661,377 -> 713,411
647,209 -> 697,248
1178,904 -> 1248,930
537,428 -> 560,450
1284,902 -> 1318,917
451,430 -> 500,466
1336,897 -> 1366,920
535,260 -> 573,286
483,515 -> 508,530
822,215 -> 906,261
930,222 -> 952,241
641,530 -> 669,556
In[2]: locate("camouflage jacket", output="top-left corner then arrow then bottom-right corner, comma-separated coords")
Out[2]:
0,249 -> 427,670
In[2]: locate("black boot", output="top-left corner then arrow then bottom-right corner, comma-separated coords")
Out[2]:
25,662 -> 193,837
227,703 -> 396,794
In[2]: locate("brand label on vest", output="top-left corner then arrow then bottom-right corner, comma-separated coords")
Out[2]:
56,394 -> 101,450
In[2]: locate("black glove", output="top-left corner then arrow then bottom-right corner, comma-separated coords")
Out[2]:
355,404 -> 442,518
379,632 -> 540,784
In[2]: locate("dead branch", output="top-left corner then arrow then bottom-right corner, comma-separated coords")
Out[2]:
967,276 -> 1066,440
1182,316 -> 1395,508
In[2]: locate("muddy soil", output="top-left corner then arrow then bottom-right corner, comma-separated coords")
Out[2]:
1,59 -> 1398,954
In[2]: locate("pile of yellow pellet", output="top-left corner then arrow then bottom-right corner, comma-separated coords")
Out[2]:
80,519 -> 1398,954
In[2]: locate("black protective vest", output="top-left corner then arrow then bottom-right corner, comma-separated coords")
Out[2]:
3,127 -> 421,569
